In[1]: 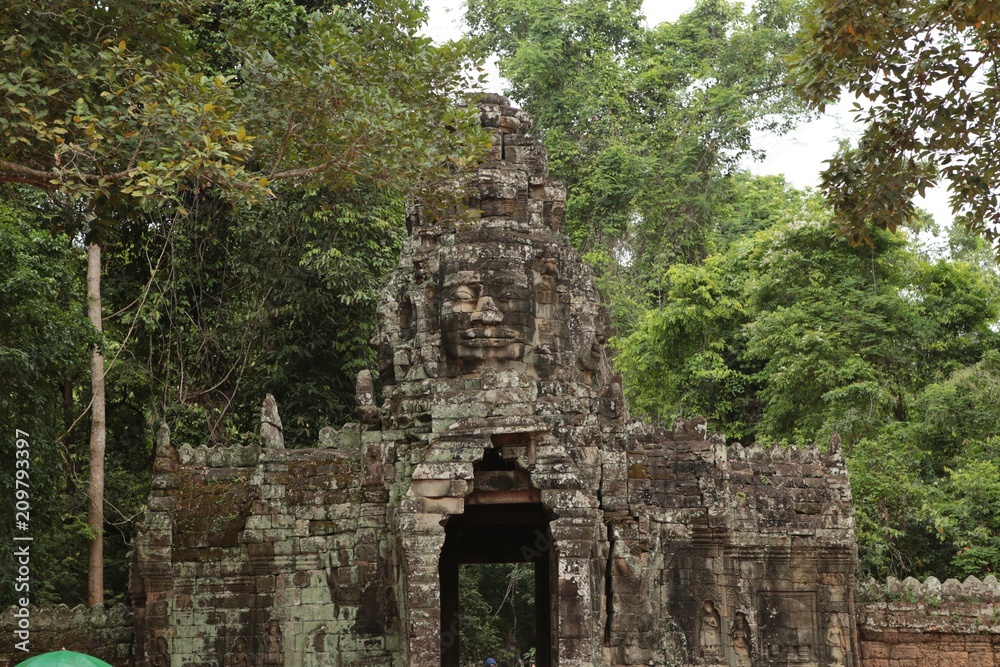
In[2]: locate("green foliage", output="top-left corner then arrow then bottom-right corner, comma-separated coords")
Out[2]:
613,258 -> 752,432
1,0 -> 490,605
905,259 -> 1000,382
0,191 -> 93,605
0,1 -> 255,202
614,182 -> 1000,578
112,185 -> 406,446
823,303 -> 1000,580
617,181 -> 917,445
790,0 -> 1000,248
740,219 -> 915,444
0,0 -> 489,205
930,455 -> 1000,578
466,0 -> 810,330
202,0 -> 491,199
847,430 -> 935,577
459,564 -> 535,666
906,351 -> 1000,474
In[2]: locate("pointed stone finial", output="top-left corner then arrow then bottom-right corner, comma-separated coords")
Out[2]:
155,422 -> 170,452
941,578 -> 962,599
672,416 -> 707,440
829,432 -> 842,455
153,422 -> 178,474
355,370 -> 378,424
260,393 -> 284,449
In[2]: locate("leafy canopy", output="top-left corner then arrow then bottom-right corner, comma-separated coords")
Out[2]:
465,0 -> 810,329
790,0 -> 1000,249
0,0 -> 491,605
614,179 -> 1000,578
0,0 -> 489,207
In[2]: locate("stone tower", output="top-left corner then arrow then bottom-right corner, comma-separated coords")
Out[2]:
130,95 -> 860,667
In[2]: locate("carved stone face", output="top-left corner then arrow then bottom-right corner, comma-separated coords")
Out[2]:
440,246 -> 534,368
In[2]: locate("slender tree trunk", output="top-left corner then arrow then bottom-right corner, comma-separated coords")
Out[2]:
62,371 -> 75,495
86,241 -> 106,607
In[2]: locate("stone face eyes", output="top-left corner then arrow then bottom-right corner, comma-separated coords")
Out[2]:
444,285 -> 530,309
447,286 -> 477,307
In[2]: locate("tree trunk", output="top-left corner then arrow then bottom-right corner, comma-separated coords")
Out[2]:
61,371 -> 75,495
86,241 -> 106,607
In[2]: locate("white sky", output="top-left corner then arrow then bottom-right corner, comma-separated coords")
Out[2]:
423,0 -> 953,231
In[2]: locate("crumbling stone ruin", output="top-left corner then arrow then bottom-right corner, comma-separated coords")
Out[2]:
3,96 -> 998,667
126,94 -> 860,667
856,576 -> 1000,666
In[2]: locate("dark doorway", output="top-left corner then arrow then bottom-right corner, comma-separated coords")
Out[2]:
440,503 -> 553,667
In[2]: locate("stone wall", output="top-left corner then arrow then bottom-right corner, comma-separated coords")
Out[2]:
856,576 -> 1000,667
134,95 -> 865,667
0,603 -> 133,667
131,420 -> 397,667
609,423 -> 859,666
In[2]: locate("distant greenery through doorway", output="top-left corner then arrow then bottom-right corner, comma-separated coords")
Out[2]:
459,563 -> 536,666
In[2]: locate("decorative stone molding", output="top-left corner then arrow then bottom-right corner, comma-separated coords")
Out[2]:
0,604 -> 133,667
857,575 -> 1000,604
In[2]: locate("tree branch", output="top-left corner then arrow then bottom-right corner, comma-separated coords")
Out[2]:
0,161 -> 59,189
0,159 -> 132,189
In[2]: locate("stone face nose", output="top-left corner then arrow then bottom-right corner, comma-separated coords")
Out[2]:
470,296 -> 504,324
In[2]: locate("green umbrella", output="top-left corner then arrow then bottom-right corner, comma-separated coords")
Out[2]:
15,651 -> 112,667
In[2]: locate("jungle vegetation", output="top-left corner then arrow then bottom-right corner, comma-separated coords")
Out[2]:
2,0 -> 998,625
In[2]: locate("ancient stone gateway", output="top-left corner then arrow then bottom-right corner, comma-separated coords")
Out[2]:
131,95 -> 860,666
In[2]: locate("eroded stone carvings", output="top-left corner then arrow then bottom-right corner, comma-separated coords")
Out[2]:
439,236 -> 534,369
730,612 -> 752,667
700,600 -> 723,660
129,94 -> 861,667
229,637 -> 250,667
263,620 -> 283,666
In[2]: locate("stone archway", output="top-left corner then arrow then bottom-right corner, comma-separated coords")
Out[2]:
439,503 -> 554,667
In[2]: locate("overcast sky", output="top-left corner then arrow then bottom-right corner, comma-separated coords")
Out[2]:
423,0 -> 953,231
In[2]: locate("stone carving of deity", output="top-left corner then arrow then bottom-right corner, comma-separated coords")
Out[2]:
149,636 -> 169,667
826,614 -> 849,663
700,600 -> 723,659
264,619 -> 284,666
729,611 -> 752,667
439,243 -> 534,372
230,637 -> 251,667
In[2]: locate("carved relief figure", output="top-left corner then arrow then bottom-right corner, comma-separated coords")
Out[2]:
230,637 -> 251,667
826,614 -> 849,663
264,620 -> 284,666
700,600 -> 723,659
729,612 -> 752,667
149,636 -> 169,667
